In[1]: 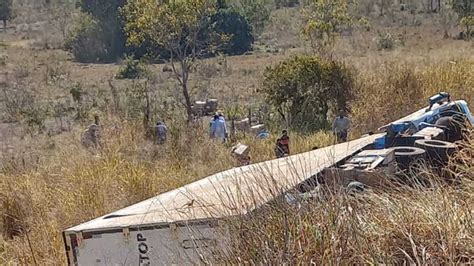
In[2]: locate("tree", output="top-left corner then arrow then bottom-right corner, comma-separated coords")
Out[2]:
212,8 -> 254,55
122,0 -> 223,121
65,13 -> 108,63
438,5 -> 458,38
275,0 -> 299,9
47,0 -> 77,40
262,56 -> 354,131
0,0 -> 13,30
451,0 -> 473,18
450,0 -> 473,39
302,0 -> 353,55
231,0 -> 270,35
460,16 -> 474,40
79,0 -> 127,62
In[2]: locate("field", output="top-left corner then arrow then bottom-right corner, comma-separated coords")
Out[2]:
1,1 -> 474,265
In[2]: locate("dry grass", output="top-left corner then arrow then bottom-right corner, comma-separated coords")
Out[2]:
0,118 -> 336,264
0,4 -> 474,265
351,59 -> 474,135
223,174 -> 473,264
220,129 -> 474,264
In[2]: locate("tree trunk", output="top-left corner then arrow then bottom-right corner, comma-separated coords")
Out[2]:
143,84 -> 151,138
182,82 -> 193,122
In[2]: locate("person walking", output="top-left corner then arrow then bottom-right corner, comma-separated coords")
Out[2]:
155,121 -> 168,144
332,110 -> 351,143
275,130 -> 290,158
210,114 -> 227,142
81,116 -> 101,149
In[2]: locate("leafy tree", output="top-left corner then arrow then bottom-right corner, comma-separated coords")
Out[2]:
438,5 -> 458,38
262,56 -> 354,131
212,8 -> 254,55
275,0 -> 299,9
0,0 -> 13,30
451,0 -> 473,18
231,0 -> 271,35
450,0 -> 473,39
302,0 -> 353,55
66,0 -> 127,62
116,56 -> 149,79
460,16 -> 474,40
65,13 -> 108,63
123,0 -> 224,121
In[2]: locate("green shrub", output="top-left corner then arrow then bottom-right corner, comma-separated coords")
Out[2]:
275,0 -> 299,8
116,56 -> 148,79
65,0 -> 129,63
231,0 -> 271,35
262,56 -> 354,132
79,0 -> 128,62
212,8 -> 254,55
65,14 -> 108,63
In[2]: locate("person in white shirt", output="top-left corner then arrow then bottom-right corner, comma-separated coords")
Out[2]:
210,114 -> 227,142
332,110 -> 351,143
155,121 -> 168,144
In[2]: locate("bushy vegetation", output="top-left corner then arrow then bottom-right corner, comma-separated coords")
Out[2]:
66,0 -> 255,63
1,0 -> 474,265
302,0 -> 353,55
65,13 -> 107,63
74,0 -> 127,63
275,0 -> 299,8
231,0 -> 271,35
262,56 -> 353,131
212,7 -> 254,55
116,56 -> 149,80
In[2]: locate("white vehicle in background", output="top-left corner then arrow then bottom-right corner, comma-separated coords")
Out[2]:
63,93 -> 472,265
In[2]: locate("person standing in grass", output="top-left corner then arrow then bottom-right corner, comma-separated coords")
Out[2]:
210,114 -> 227,142
155,120 -> 168,144
332,110 -> 351,143
275,130 -> 290,158
81,115 -> 101,149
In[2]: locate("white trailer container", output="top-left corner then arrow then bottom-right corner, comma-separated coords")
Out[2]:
63,134 -> 381,265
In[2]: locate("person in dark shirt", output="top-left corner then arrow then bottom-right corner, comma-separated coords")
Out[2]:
275,130 -> 290,158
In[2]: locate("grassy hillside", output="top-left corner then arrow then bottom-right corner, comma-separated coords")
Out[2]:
0,1 -> 473,264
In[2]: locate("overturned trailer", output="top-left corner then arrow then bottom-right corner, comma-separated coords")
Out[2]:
63,135 -> 381,265
64,93 -> 473,265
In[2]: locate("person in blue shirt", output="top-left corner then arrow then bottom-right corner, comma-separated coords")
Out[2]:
210,114 -> 227,142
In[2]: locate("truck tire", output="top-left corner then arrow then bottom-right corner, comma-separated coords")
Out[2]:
393,146 -> 426,170
435,115 -> 467,142
414,139 -> 457,166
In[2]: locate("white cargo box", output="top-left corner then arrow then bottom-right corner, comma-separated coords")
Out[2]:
232,143 -> 250,157
63,134 -> 382,265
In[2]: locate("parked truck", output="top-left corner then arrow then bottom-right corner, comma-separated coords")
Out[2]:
63,93 -> 473,265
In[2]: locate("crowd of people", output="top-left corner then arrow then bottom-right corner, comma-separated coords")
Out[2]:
81,110 -> 352,165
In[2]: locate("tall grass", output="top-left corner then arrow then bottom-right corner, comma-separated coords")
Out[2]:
222,171 -> 473,264
0,117 -> 334,264
351,59 -> 474,135
0,59 -> 473,264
